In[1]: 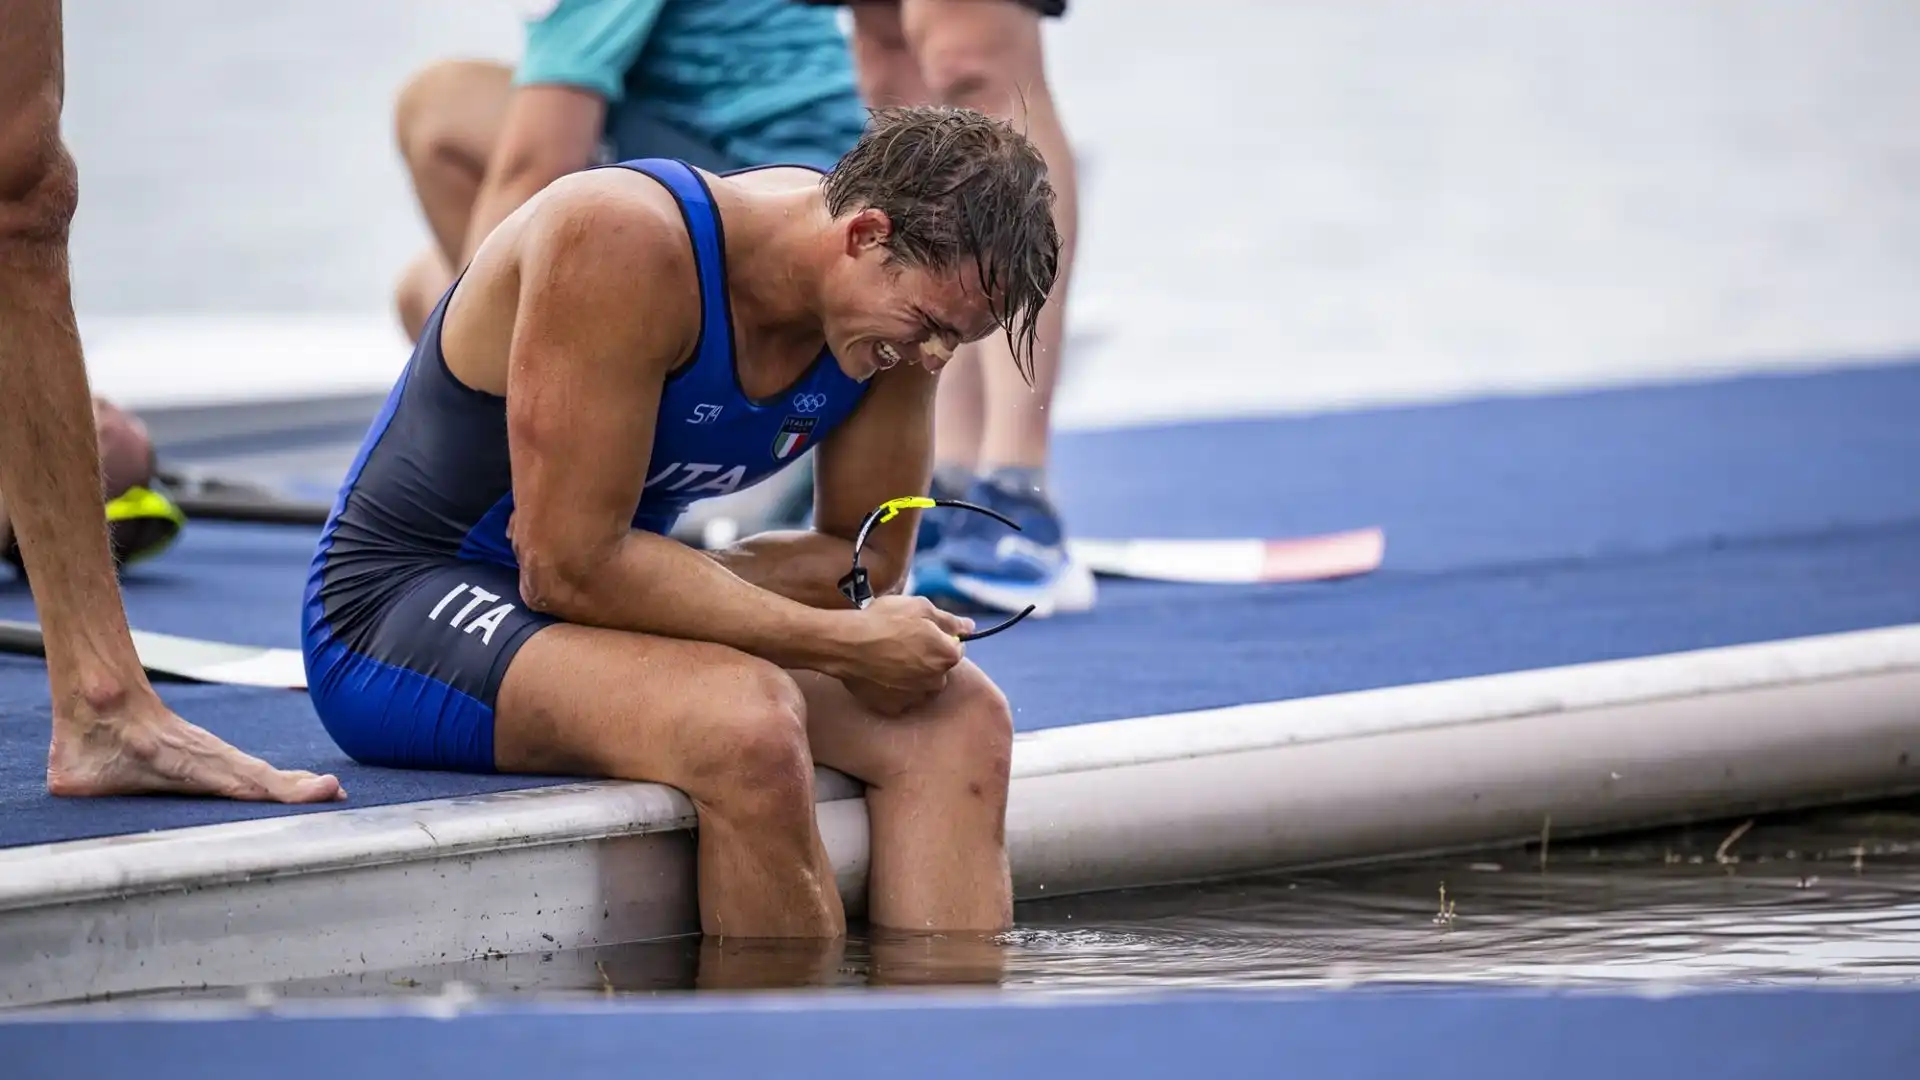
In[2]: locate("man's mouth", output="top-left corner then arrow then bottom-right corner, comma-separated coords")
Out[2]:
875,341 -> 903,370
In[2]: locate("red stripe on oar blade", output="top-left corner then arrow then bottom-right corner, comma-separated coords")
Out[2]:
1258,526 -> 1385,582
1068,527 -> 1385,584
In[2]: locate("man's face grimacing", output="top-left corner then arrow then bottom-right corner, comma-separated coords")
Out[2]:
823,208 -> 1003,382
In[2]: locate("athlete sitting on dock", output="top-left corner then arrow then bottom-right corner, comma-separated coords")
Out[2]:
303,105 -> 1059,937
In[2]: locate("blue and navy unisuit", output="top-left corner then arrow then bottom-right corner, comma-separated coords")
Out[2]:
302,159 -> 868,772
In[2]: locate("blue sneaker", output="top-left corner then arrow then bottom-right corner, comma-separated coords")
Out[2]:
905,468 -> 974,606
914,468 -> 973,555
930,472 -> 1096,617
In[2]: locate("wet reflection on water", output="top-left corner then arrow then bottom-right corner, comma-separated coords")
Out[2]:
99,797 -> 1920,1007
999,808 -> 1920,990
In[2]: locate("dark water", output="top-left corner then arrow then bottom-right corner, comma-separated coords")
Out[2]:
87,797 -> 1920,1006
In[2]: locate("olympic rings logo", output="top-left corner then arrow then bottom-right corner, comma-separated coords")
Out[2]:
792,392 -> 830,413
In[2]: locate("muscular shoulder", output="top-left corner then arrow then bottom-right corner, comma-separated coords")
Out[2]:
509,168 -> 703,366
517,168 -> 694,290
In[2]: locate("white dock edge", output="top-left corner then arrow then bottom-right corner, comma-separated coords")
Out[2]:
3,624 -> 1918,1007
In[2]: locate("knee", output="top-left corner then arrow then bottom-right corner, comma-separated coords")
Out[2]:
910,16 -> 1048,116
693,662 -> 815,817
0,130 -> 77,249
850,10 -> 925,107
934,665 -> 1015,800
392,60 -> 488,169
393,62 -> 455,157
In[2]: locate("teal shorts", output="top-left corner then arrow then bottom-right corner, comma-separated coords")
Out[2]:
602,100 -> 865,174
519,0 -> 868,175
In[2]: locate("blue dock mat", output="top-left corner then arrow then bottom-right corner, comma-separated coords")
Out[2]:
4,985 -> 1917,1080
2,361 -> 1917,848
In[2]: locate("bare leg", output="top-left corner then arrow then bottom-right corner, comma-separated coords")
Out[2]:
904,0 -> 1079,473
391,59 -> 511,339
394,59 -> 513,265
0,0 -> 341,802
492,626 -> 1013,936
847,3 -> 932,108
848,5 -> 987,475
932,347 -> 987,474
793,661 -> 1014,932
866,927 -> 1009,987
694,935 -> 849,991
394,248 -> 454,343
493,625 -> 846,939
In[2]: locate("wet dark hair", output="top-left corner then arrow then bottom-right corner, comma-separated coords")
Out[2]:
822,105 -> 1061,383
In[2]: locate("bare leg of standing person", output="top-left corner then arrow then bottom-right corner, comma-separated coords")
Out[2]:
845,0 -> 1094,613
0,0 -> 342,802
843,8 -> 988,477
902,0 -> 1079,481
390,59 -> 514,340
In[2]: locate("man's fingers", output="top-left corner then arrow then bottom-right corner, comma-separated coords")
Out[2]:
925,606 -> 975,639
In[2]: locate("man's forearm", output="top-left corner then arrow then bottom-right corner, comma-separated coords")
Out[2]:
706,530 -> 871,610
532,528 -> 855,672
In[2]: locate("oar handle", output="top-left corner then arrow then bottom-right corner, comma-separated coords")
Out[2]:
169,492 -> 332,526
0,620 -> 48,660
0,619 -> 202,683
153,466 -> 333,526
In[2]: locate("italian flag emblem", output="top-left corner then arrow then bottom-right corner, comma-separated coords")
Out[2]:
773,415 -> 818,460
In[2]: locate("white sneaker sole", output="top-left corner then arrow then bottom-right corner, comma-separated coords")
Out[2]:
947,553 -> 1099,618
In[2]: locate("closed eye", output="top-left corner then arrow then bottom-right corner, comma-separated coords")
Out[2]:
914,307 -> 959,342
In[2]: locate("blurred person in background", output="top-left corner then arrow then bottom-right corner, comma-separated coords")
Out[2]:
0,0 -> 342,803
391,0 -> 869,337
389,0 -> 872,537
798,0 -> 1091,618
0,396 -> 186,579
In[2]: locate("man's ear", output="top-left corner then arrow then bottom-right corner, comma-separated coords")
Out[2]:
845,207 -> 893,257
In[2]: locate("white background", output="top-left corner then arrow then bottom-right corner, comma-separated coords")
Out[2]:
58,0 -> 1920,427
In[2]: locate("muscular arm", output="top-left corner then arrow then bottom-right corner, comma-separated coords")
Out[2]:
710,363 -> 939,607
503,178 -> 858,673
